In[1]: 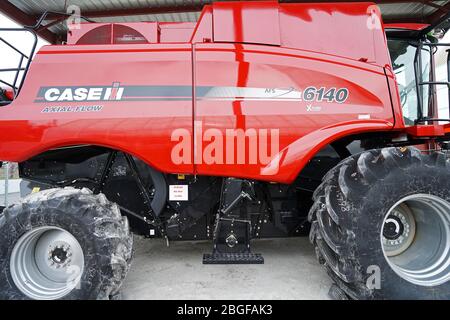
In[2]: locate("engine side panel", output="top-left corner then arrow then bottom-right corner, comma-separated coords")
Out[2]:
194,43 -> 395,182
0,43 -> 194,175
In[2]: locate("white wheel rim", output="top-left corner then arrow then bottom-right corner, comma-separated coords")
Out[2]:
381,194 -> 450,287
10,226 -> 84,300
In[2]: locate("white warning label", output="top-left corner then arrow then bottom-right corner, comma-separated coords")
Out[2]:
169,185 -> 188,201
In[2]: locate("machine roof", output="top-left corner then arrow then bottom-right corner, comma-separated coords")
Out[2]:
1,0 -> 450,43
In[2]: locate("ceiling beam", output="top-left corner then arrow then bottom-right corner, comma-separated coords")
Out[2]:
422,0 -> 446,11
0,1 -> 57,43
426,2 -> 450,25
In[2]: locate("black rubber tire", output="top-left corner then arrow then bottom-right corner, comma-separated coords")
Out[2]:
308,146 -> 450,299
0,187 -> 133,300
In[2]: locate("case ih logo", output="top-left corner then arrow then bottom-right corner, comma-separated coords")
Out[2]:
34,84 -> 349,104
37,83 -> 124,102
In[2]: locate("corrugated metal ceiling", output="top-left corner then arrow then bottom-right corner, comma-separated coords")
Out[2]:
380,1 -> 447,21
3,0 -> 450,40
8,0 -> 209,16
46,12 -> 201,35
7,0 -> 206,35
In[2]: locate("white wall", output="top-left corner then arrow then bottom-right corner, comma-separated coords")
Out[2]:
0,179 -> 21,195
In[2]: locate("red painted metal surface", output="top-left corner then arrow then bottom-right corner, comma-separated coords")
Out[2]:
406,125 -> 446,137
190,5 -> 213,43
213,1 -> 281,46
159,22 -> 196,43
0,43 -> 194,175
4,89 -> 14,101
278,2 -> 390,66
384,23 -> 430,31
0,1 -> 429,184
194,42 -> 395,181
445,124 -> 450,134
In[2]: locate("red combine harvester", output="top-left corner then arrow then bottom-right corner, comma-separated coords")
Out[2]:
0,1 -> 450,300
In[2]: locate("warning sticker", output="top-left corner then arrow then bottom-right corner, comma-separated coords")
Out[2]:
169,185 -> 188,201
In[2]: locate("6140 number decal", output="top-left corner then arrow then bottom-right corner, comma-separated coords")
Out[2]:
303,87 -> 349,104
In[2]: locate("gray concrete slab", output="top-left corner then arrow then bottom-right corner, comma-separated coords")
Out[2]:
122,236 -> 331,300
0,191 -> 331,300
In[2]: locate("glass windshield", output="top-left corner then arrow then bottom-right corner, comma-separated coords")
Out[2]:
388,39 -> 431,125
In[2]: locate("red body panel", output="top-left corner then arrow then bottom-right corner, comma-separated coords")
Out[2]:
384,23 -> 430,31
278,3 -> 390,65
406,125 -> 445,137
0,44 -> 194,175
159,22 -> 196,43
445,124 -> 450,134
194,42 -> 394,181
0,1 -> 413,184
213,1 -> 281,46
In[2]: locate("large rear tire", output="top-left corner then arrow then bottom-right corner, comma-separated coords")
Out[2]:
309,147 -> 450,299
0,187 -> 133,300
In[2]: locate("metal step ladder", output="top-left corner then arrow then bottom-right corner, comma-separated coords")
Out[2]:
203,178 -> 264,264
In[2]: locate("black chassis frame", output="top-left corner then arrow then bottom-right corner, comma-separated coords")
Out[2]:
16,131 -> 421,241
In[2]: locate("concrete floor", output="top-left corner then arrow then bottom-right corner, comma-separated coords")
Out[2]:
122,236 -> 331,300
1,191 -> 331,300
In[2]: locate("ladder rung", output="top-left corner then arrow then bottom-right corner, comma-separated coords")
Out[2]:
419,81 -> 450,87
